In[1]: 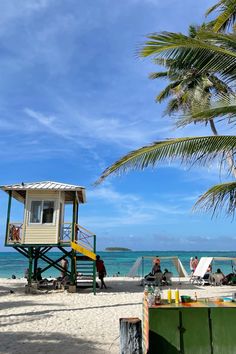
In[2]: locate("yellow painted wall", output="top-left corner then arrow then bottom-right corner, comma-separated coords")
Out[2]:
23,190 -> 60,244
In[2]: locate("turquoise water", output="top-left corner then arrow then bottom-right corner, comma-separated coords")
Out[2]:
1,250 -> 236,278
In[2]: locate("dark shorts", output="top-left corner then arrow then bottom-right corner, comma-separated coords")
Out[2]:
98,272 -> 105,279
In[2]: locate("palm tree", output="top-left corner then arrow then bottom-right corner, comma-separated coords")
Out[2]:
151,60 -> 232,116
150,25 -> 232,111
206,0 -> 236,33
146,26 -> 236,176
97,98 -> 236,216
97,10 -> 236,217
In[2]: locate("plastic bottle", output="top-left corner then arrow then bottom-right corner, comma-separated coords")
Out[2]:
154,287 -> 161,305
144,285 -> 148,297
175,289 -> 179,304
167,288 -> 172,304
194,292 -> 197,302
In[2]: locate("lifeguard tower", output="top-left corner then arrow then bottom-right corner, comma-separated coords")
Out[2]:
1,181 -> 97,293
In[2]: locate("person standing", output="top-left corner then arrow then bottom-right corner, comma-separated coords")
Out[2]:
190,257 -> 194,275
192,256 -> 199,272
61,258 -> 69,277
96,255 -> 107,289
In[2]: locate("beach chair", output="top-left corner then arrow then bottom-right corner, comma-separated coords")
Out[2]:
154,272 -> 163,286
162,272 -> 173,286
141,272 -> 164,287
190,257 -> 213,286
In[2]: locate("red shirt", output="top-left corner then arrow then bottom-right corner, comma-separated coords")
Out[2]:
96,260 -> 105,273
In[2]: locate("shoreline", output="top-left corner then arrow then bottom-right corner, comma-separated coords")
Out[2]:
1,277 -> 236,353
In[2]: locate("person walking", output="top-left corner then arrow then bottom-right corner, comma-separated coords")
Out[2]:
96,255 -> 107,289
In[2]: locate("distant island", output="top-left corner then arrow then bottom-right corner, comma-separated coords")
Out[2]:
105,247 -> 131,252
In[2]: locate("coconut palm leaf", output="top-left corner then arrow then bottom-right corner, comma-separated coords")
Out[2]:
149,72 -> 168,80
199,31 -> 236,51
206,0 -> 236,32
155,81 -> 182,102
97,136 -> 236,184
164,98 -> 183,116
194,181 -> 236,217
205,1 -> 223,17
152,67 -> 233,119
208,75 -> 234,94
192,100 -> 236,120
140,32 -> 236,81
176,96 -> 236,127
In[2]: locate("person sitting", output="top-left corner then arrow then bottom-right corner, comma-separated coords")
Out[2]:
162,268 -> 173,285
144,260 -> 162,281
203,264 -> 212,282
216,268 -> 224,276
210,268 -> 224,286
34,268 -> 54,286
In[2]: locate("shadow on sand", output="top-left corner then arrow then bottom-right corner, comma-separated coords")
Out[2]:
0,331 -> 103,354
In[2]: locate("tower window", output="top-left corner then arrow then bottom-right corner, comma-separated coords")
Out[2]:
30,200 -> 55,224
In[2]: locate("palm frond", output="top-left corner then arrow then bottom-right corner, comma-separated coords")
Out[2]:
164,98 -> 181,116
156,81 -> 181,102
194,181 -> 236,217
149,72 -> 168,80
97,136 -> 236,184
199,31 -> 236,50
177,96 -> 236,127
209,75 -> 233,94
205,1 -> 224,16
213,3 -> 236,32
205,0 -> 236,32
140,32 -> 236,81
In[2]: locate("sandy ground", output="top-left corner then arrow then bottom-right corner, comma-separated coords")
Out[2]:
1,277 -> 236,354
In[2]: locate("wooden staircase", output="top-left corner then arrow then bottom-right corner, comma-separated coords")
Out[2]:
70,225 -> 97,294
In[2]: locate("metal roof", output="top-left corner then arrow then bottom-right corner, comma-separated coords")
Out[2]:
0,181 -> 86,203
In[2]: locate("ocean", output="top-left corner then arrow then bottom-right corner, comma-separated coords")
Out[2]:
0,250 -> 236,278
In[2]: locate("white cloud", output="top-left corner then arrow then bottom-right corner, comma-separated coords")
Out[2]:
88,185 -> 139,203
23,105 -> 169,150
24,108 -> 55,126
83,184 -> 189,229
0,1 -> 53,34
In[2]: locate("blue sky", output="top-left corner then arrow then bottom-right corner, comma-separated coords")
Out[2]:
0,0 -> 235,252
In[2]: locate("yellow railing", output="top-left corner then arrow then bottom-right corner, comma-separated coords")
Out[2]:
60,223 -> 96,252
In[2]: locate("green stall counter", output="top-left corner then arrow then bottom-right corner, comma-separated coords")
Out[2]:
143,298 -> 236,354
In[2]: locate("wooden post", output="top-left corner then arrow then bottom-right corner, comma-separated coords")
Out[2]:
72,197 -> 75,242
28,247 -> 33,285
70,195 -> 76,285
120,317 -> 142,354
5,191 -> 12,245
33,247 -> 40,279
93,234 -> 96,295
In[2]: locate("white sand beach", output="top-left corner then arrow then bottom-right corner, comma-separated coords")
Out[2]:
1,277 -> 236,354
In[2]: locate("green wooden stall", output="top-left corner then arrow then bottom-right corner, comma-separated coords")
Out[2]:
144,300 -> 236,354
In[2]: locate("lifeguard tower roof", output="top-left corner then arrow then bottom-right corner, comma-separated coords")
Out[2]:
0,181 -> 86,203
